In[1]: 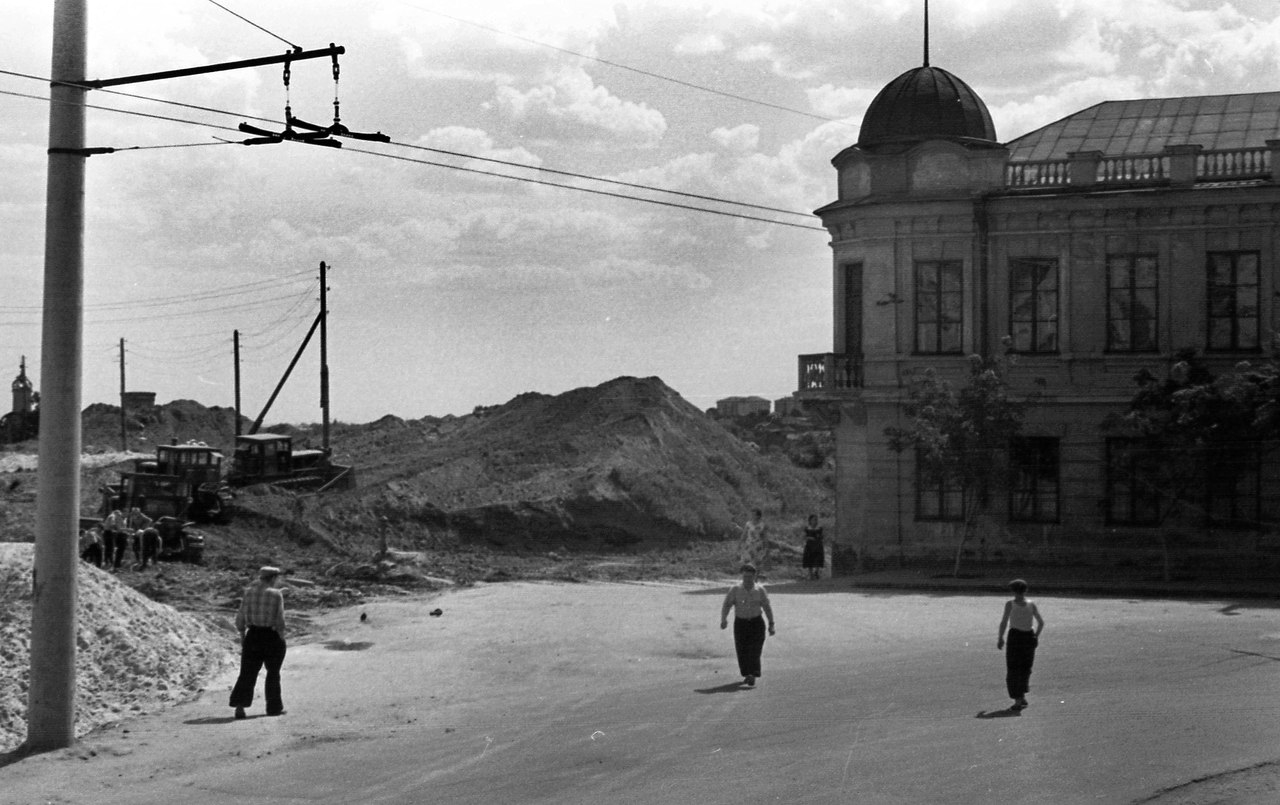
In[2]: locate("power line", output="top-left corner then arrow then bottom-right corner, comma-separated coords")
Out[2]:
204,0 -> 298,50
341,143 -> 825,231
0,270 -> 314,313
403,3 -> 855,130
0,72 -> 823,228
386,139 -> 815,220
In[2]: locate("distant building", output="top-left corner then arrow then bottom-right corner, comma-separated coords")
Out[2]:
1,356 -> 38,443
122,391 -> 157,410
796,54 -> 1280,569
773,397 -> 805,418
715,396 -> 771,418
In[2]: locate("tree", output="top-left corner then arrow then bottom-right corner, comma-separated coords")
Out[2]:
1105,349 -> 1280,580
885,346 -> 1042,576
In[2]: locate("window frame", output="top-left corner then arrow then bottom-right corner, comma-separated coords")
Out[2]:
1105,253 -> 1159,353
1008,436 -> 1061,523
1104,438 -> 1163,526
1206,250 -> 1261,352
1007,257 -> 1059,354
913,260 -> 964,355
914,449 -> 964,522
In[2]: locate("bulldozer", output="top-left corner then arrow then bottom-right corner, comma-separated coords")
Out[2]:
225,432 -> 354,491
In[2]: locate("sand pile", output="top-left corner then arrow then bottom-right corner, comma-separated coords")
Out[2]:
0,543 -> 233,751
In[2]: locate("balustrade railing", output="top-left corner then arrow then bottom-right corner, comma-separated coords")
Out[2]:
1004,146 -> 1274,190
798,353 -> 862,392
1098,154 -> 1166,183
1005,160 -> 1070,188
1199,147 -> 1270,180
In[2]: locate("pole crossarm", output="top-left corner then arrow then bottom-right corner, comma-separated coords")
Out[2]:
76,44 -> 345,89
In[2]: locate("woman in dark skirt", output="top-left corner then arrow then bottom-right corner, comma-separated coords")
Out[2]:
801,514 -> 824,580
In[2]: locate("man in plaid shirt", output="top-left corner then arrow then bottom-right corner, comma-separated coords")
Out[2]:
229,566 -> 288,719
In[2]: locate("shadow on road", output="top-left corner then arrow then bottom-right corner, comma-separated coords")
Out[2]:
0,745 -> 33,770
975,708 -> 1022,719
184,715 -> 255,725
695,681 -> 748,695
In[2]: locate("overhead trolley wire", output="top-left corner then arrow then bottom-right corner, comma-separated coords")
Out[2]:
385,139 -> 816,220
405,4 -> 856,129
0,70 -> 824,230
341,143 -> 826,231
204,0 -> 299,50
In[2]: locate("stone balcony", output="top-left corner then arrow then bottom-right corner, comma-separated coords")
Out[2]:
797,353 -> 862,394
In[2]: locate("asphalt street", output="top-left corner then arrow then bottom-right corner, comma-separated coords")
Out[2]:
4,580 -> 1280,804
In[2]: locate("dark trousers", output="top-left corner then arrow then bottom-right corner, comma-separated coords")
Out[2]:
229,626 -> 287,713
137,530 -> 159,568
1005,629 -> 1038,699
104,530 -> 127,569
733,616 -> 767,678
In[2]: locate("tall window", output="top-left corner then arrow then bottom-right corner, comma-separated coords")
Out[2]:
1105,439 -> 1162,526
915,450 -> 963,521
1008,258 -> 1058,353
1207,251 -> 1260,351
1009,437 -> 1059,522
1106,254 -> 1158,352
915,260 -> 963,354
1204,445 -> 1262,528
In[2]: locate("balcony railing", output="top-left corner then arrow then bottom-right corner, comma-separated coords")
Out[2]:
1005,144 -> 1276,191
798,353 -> 862,392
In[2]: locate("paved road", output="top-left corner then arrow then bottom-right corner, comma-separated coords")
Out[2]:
5,580 -> 1280,804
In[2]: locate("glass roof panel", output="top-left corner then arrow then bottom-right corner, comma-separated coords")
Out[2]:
1007,92 -> 1280,160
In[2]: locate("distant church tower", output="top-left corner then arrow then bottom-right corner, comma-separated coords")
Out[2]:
11,356 -> 33,414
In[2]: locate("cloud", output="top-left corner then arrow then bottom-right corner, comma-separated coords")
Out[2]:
805,85 -> 877,121
711,124 -> 760,153
494,66 -> 667,144
674,33 -> 727,55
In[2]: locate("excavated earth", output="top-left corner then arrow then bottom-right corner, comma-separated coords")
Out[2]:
0,376 -> 832,751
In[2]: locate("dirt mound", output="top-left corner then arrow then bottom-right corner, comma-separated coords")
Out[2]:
266,376 -> 831,553
81,400 -> 245,453
0,543 -> 232,752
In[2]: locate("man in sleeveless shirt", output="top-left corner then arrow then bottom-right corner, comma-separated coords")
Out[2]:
720,563 -> 776,687
997,578 -> 1045,710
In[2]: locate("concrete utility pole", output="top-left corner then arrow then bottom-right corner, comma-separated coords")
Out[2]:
29,0 -> 87,751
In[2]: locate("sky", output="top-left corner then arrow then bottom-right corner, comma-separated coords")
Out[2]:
2,0 -> 1279,425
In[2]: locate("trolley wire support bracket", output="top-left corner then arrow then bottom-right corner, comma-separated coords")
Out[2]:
77,45 -> 345,89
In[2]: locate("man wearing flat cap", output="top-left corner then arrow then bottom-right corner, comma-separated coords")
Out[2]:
229,566 -> 288,719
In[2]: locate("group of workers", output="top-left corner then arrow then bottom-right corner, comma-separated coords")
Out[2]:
79,506 -> 163,571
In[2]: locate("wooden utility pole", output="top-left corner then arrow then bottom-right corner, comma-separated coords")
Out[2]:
29,0 -> 86,751
233,329 -> 242,437
319,261 -> 330,453
118,338 -> 127,451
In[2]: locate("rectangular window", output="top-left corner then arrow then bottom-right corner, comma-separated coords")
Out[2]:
915,260 -> 963,354
1207,251 -> 1260,351
915,450 -> 964,521
1009,258 -> 1058,353
1105,439 -> 1162,526
1106,254 -> 1158,352
1204,445 -> 1262,528
1009,437 -> 1060,523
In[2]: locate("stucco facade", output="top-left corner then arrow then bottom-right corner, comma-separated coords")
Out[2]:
797,70 -> 1280,570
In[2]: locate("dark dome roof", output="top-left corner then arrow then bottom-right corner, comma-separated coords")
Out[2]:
858,66 -> 996,148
